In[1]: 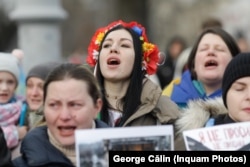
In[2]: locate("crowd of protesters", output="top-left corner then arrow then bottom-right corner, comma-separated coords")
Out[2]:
0,17 -> 250,167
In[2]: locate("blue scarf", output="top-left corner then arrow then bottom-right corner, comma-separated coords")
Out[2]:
171,70 -> 222,108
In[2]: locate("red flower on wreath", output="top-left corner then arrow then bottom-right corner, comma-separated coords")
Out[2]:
87,20 -> 160,75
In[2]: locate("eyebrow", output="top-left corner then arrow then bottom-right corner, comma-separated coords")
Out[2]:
104,38 -> 132,42
232,81 -> 245,86
199,43 -> 223,47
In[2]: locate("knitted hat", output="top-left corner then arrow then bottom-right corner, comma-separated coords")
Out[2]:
222,52 -> 250,107
26,62 -> 60,83
0,52 -> 20,83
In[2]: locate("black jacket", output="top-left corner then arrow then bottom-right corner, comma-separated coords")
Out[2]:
0,127 -> 13,167
156,54 -> 175,89
12,120 -> 109,167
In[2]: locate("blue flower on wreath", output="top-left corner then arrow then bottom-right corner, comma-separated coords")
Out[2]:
132,26 -> 143,36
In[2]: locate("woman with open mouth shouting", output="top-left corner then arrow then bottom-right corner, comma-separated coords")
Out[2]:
86,20 -> 180,127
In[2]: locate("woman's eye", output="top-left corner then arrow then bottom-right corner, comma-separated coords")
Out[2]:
233,86 -> 245,91
70,103 -> 82,108
198,47 -> 207,52
49,103 -> 55,107
26,84 -> 33,88
235,88 -> 244,91
121,44 -> 130,48
38,84 -> 43,90
103,43 -> 111,48
49,103 -> 58,108
216,48 -> 225,52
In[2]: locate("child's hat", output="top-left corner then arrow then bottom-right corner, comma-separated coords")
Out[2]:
0,52 -> 20,83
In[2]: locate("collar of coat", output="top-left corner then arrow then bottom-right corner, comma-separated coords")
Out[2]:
175,97 -> 228,135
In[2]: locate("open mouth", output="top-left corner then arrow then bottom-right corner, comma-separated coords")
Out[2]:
205,60 -> 218,67
58,126 -> 76,130
31,99 -> 42,103
107,58 -> 120,65
0,93 -> 8,98
31,100 -> 42,104
58,126 -> 76,136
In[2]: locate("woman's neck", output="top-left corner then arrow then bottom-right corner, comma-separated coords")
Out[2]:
104,80 -> 129,98
48,129 -> 76,165
104,79 -> 130,109
203,82 -> 221,96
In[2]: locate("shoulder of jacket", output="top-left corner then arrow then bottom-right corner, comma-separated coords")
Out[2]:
175,97 -> 227,134
162,78 -> 181,96
141,78 -> 162,101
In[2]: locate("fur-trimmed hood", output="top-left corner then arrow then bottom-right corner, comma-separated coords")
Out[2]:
175,97 -> 228,135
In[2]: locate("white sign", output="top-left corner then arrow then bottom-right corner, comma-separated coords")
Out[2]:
183,122 -> 250,151
75,125 -> 173,167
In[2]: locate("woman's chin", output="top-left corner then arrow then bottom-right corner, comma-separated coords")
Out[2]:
58,136 -> 75,146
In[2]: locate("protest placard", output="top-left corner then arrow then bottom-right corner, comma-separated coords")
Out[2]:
75,125 -> 173,167
183,122 -> 250,150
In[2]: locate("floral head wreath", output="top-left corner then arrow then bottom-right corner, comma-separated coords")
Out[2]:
86,20 -> 160,75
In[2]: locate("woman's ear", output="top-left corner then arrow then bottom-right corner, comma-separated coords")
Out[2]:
94,98 -> 103,118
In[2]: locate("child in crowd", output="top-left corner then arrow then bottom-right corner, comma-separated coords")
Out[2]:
0,52 -> 27,149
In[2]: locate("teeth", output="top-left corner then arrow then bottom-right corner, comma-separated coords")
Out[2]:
64,127 -> 74,129
109,59 -> 117,64
205,60 -> 217,66
61,128 -> 74,132
60,127 -> 75,130
108,59 -> 119,65
32,100 -> 41,102
59,127 -> 75,136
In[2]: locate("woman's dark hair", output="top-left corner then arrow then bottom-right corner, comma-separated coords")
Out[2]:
187,27 -> 240,80
43,63 -> 102,105
95,25 -> 144,126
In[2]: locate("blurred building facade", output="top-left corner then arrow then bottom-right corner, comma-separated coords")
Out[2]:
0,0 -> 249,73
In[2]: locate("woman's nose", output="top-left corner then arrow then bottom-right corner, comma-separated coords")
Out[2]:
246,88 -> 250,100
110,43 -> 119,53
207,47 -> 216,56
31,87 -> 39,96
59,106 -> 72,120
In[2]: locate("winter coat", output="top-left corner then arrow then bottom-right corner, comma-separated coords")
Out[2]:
0,127 -> 13,167
162,70 -> 222,108
156,53 -> 175,89
12,120 -> 109,167
18,103 -> 45,129
122,78 -> 180,127
0,100 -> 23,148
174,97 -> 228,150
